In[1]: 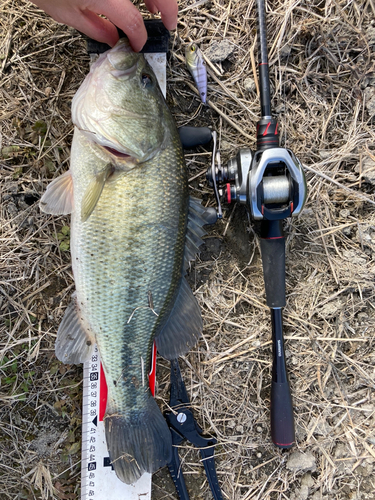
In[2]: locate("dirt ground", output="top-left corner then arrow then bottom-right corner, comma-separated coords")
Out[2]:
1,0 -> 375,499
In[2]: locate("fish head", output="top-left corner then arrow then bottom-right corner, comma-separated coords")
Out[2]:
72,39 -> 167,164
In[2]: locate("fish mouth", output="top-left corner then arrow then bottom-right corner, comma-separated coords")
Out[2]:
79,127 -> 140,162
102,146 -> 132,159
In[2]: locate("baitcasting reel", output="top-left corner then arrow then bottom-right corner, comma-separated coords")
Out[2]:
207,140 -> 306,223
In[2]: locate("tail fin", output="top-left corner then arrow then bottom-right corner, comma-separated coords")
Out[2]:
104,396 -> 172,484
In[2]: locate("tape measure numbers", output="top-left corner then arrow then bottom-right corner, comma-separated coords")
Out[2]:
81,344 -> 155,499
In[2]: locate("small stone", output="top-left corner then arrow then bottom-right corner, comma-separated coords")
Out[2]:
311,494 -> 329,500
6,202 -> 18,215
334,443 -> 348,458
319,150 -> 331,159
220,140 -> 232,151
342,226 -> 352,237
279,44 -> 292,59
286,451 -> 316,472
364,87 -> 375,117
205,40 -> 235,62
361,74 -> 375,89
8,183 -> 18,194
256,452 -> 262,458
339,209 -> 350,218
319,300 -> 342,318
301,473 -> 314,488
236,425 -> 244,433
342,249 -> 367,266
244,77 -> 256,93
298,485 -> 309,500
256,426 -> 263,433
361,156 -> 375,184
45,87 -> 52,97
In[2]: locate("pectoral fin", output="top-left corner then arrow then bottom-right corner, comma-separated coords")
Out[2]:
81,163 -> 114,222
39,170 -> 74,215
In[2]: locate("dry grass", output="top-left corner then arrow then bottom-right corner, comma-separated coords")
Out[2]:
1,0 -> 375,499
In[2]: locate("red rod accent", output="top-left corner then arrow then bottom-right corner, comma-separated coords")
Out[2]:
274,440 -> 294,447
275,123 -> 278,135
263,122 -> 271,136
226,183 -> 231,204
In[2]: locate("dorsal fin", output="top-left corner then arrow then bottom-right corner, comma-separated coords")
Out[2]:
184,197 -> 214,269
155,197 -> 216,359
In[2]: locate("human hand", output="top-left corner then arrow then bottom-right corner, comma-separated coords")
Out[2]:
31,0 -> 178,51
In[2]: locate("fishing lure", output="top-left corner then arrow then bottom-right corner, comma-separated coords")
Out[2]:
185,43 -> 207,104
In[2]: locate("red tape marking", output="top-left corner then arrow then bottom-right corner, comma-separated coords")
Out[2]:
149,341 -> 157,397
99,363 -> 108,422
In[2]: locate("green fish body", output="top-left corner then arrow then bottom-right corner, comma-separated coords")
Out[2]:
40,39 -> 209,484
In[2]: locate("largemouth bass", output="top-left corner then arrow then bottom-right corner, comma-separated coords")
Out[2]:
40,39 -> 211,484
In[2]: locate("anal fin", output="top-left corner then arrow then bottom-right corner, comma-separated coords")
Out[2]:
155,278 -> 202,360
55,295 -> 95,364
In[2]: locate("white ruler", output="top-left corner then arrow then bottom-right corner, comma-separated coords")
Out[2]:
81,345 -> 152,499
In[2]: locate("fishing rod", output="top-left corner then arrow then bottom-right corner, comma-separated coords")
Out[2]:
206,0 -> 307,448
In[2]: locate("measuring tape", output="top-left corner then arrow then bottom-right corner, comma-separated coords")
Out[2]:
81,343 -> 158,499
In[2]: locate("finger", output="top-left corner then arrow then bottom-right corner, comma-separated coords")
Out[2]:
31,1 -> 120,46
79,10 -> 120,46
144,0 -> 178,30
99,0 -> 148,52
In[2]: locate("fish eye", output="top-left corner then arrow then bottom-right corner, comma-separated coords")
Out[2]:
190,45 -> 196,52
141,73 -> 153,88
